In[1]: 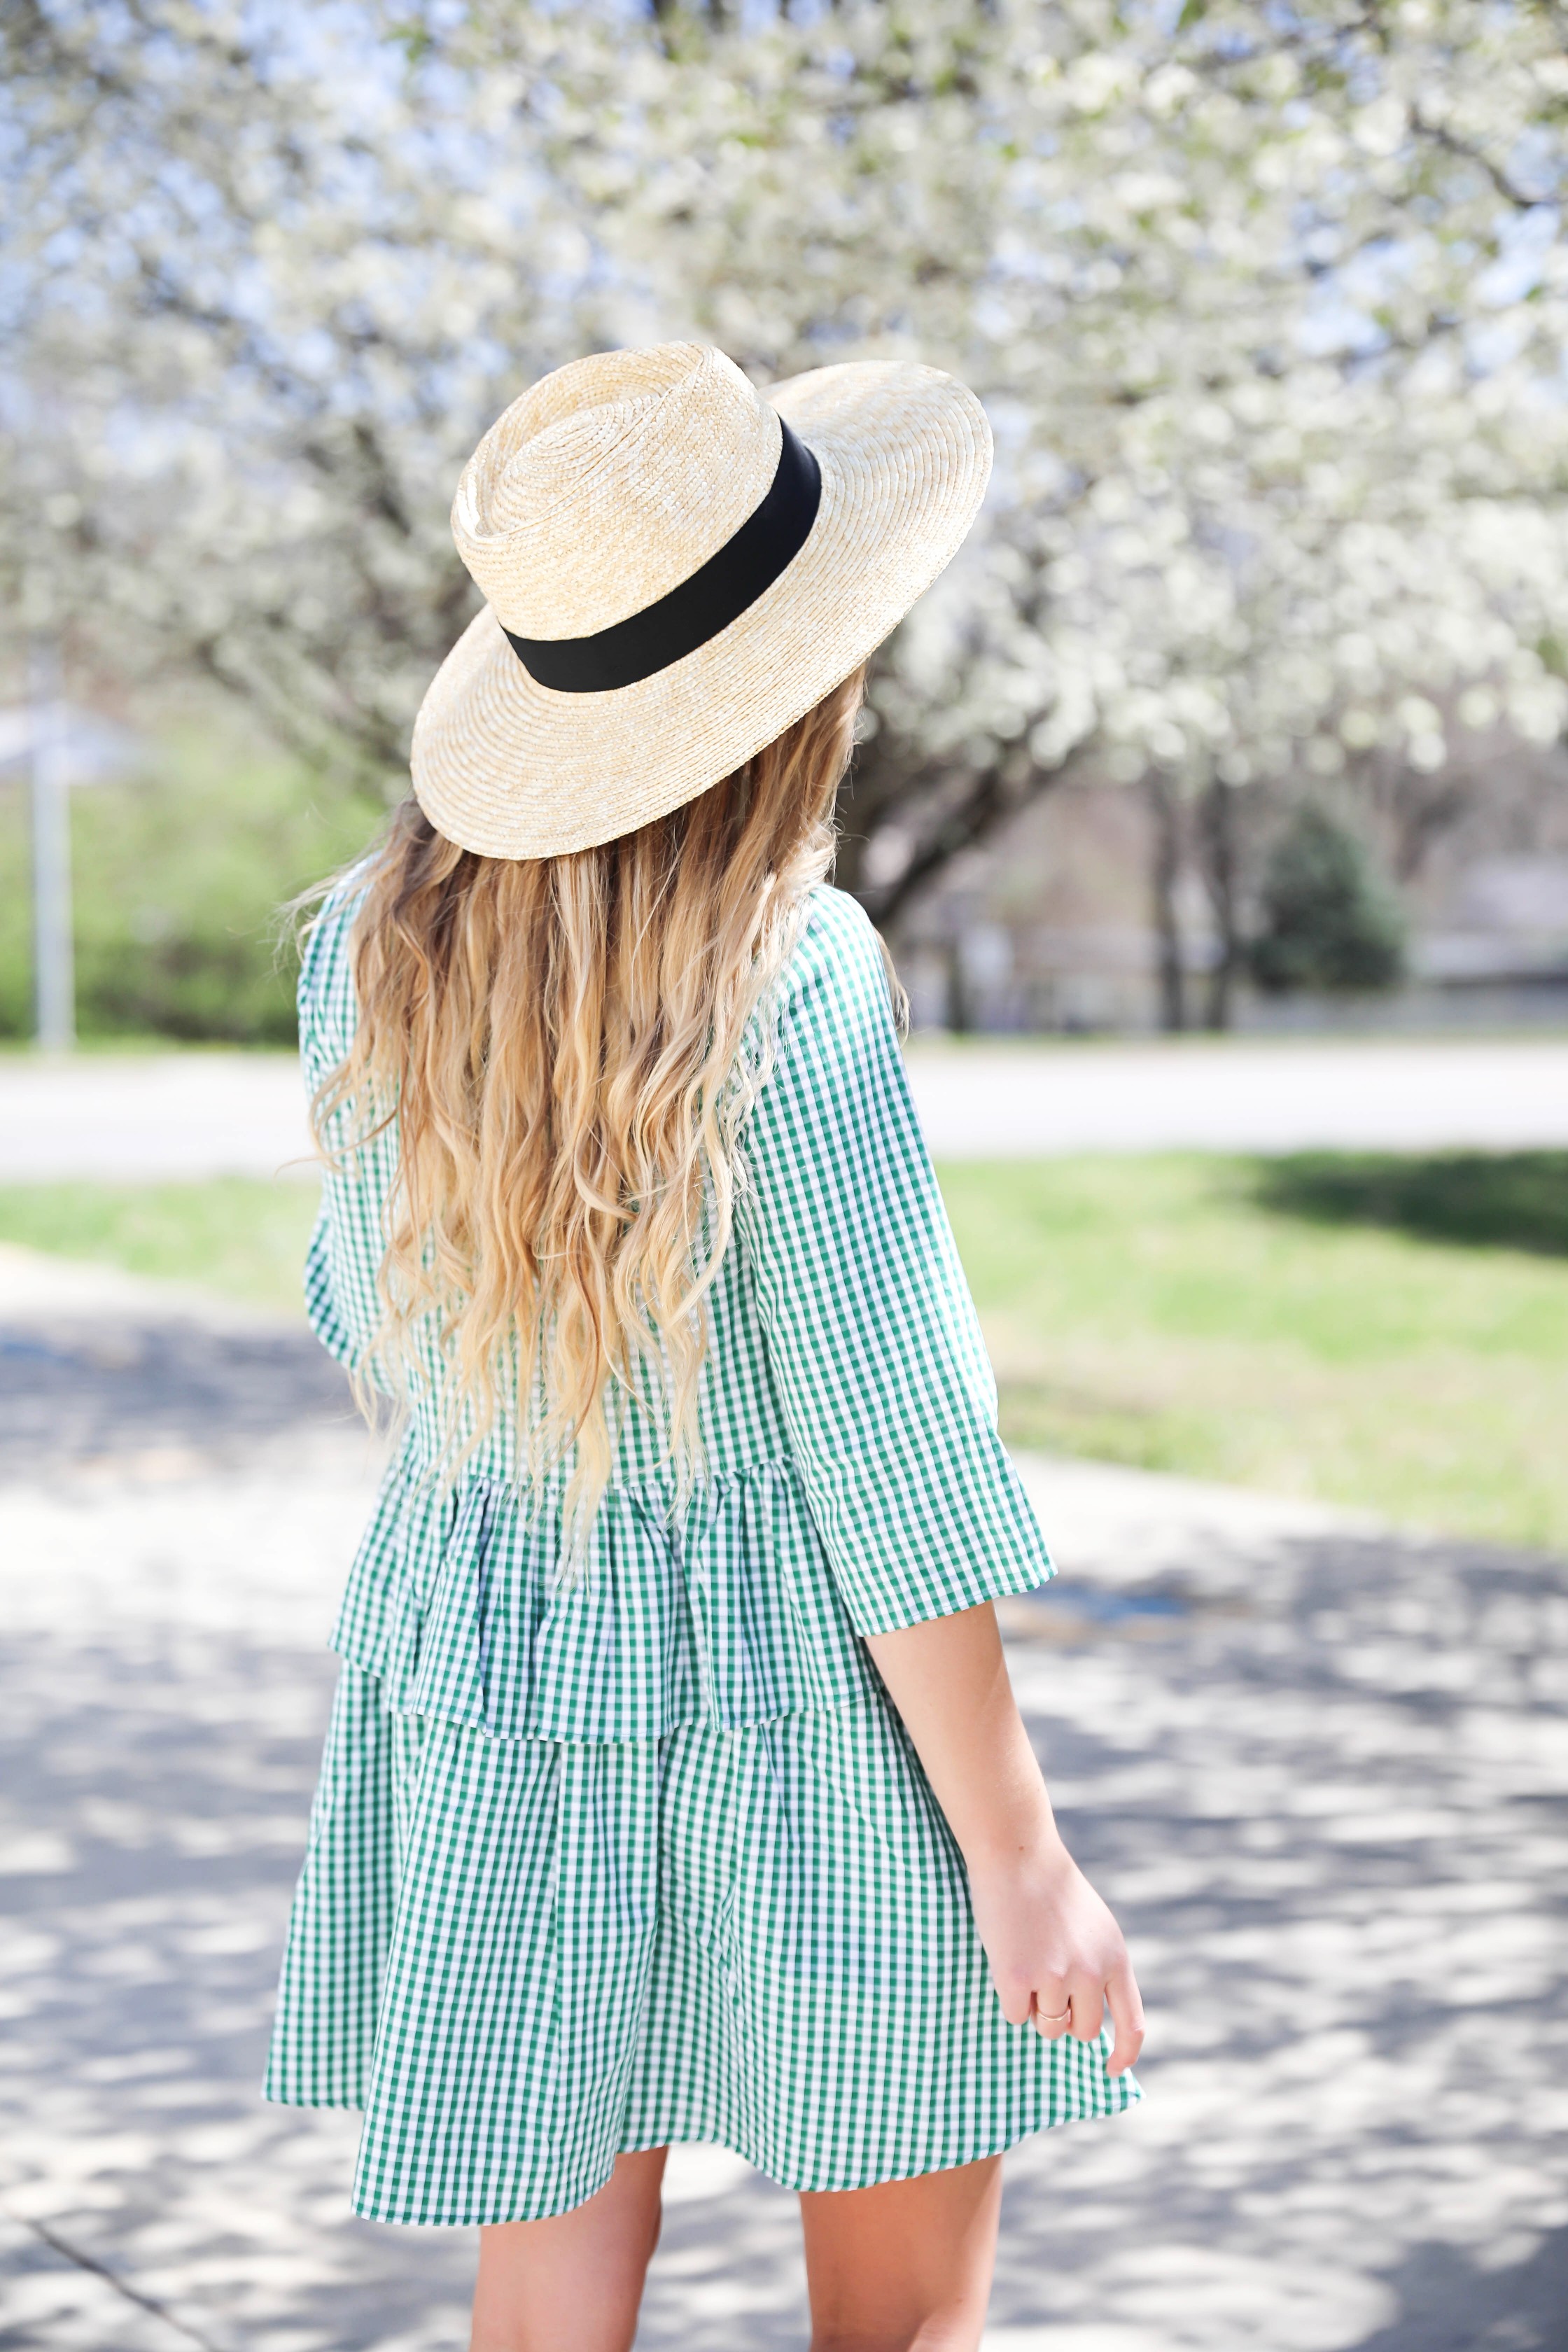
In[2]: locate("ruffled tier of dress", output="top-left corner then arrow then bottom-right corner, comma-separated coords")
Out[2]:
332,1446 -> 888,1744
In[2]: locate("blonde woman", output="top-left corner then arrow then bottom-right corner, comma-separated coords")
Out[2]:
267,344 -> 1143,2352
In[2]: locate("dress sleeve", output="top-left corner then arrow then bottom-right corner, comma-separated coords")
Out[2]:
302,1199 -> 360,1373
736,890 -> 1053,1634
295,881 -> 392,1389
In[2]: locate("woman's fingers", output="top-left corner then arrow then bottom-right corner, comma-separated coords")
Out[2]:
1068,1976 -> 1105,2042
1030,1982 -> 1072,2038
1104,1961 -> 1146,2078
993,1970 -> 1036,2029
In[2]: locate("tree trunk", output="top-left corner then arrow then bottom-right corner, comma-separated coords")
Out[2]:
1146,771 -> 1186,1032
1198,767 -> 1240,1031
944,939 -> 971,1034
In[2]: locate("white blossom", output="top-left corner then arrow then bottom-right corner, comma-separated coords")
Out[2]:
2,0 -> 1565,946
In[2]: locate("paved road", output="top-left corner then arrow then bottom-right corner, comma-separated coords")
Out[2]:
0,1057 -> 315,1184
2,1035 -> 1567,1180
0,1247 -> 1564,2350
907,1035 -> 1568,1157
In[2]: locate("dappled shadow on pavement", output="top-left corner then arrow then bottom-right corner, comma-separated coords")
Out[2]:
0,1319 -> 354,1476
988,1525 -> 1568,2352
1344,2227 -> 1568,2352
0,1247 -> 355,1480
0,1623 -> 427,2352
0,1254 -> 1564,2350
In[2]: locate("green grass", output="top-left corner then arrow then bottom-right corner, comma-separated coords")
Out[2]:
0,717 -> 386,1043
938,1153 -> 1568,1553
1252,1149 -> 1568,1256
0,1179 -> 321,1315
1,1153 -> 1564,1551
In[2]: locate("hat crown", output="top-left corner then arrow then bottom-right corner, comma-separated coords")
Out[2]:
452,344 -> 783,640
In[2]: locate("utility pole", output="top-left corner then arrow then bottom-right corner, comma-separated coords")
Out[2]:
27,634 -> 74,1053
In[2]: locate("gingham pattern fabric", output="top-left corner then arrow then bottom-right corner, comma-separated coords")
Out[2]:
265,881 -> 1140,2218
298,882 -> 1056,1740
271,1665 -> 1138,2223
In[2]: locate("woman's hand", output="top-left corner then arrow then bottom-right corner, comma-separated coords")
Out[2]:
965,1832 -> 1144,2073
865,1600 -> 1144,2078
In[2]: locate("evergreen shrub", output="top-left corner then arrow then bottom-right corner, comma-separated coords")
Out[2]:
1249,804 -> 1407,995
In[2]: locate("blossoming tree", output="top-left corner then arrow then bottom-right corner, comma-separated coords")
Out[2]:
5,0 -> 1567,1018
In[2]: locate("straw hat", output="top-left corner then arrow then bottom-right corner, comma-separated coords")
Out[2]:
410,342 -> 992,859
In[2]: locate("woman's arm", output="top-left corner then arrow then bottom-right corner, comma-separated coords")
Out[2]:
866,1602 -> 1144,2076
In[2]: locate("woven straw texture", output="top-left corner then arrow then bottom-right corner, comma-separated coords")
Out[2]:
411,343 -> 993,858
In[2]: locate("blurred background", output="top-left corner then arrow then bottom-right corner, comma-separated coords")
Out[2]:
1,5 -> 1566,2350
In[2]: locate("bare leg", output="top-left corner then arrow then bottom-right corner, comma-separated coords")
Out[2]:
469,2147 -> 668,2352
799,2155 -> 1003,2352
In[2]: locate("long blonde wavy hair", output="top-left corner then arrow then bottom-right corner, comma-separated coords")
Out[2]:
314,667 -> 864,1541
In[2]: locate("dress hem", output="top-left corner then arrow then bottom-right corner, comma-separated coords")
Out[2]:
341,2087 -> 1143,2229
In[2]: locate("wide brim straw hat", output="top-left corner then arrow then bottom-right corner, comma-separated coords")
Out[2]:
411,342 -> 992,859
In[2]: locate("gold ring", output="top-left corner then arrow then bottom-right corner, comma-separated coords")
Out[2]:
1036,2006 -> 1072,2026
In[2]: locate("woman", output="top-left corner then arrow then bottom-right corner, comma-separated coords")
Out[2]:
267,342 -> 1143,2352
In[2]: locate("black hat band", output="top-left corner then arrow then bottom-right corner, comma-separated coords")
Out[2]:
503,421 -> 822,696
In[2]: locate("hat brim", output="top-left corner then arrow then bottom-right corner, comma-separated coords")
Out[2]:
410,360 -> 993,860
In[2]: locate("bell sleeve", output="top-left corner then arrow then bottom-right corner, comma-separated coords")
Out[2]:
295,882 -> 391,1388
736,889 -> 1054,1635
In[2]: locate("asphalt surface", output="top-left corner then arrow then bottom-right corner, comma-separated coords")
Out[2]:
1,1034 -> 1567,1179
0,1247 -> 1564,2351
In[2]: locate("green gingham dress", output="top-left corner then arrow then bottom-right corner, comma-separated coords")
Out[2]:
265,881 -> 1140,2225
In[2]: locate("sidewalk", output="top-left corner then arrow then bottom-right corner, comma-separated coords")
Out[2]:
2,1033 -> 1567,1178
1,1245 -> 1564,2349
